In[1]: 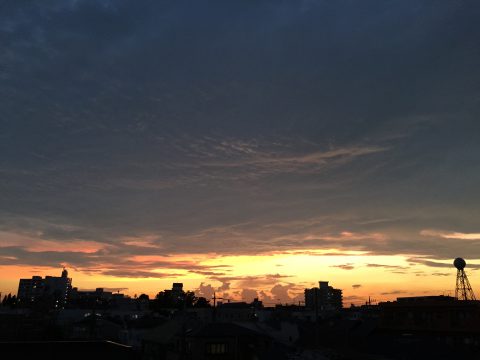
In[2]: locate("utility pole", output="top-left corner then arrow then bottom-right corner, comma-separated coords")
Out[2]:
314,288 -> 319,348
212,292 -> 220,322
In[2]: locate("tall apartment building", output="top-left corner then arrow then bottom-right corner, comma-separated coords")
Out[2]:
17,268 -> 72,308
305,281 -> 343,311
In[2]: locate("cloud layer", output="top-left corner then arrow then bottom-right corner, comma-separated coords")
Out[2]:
1,0 -> 480,295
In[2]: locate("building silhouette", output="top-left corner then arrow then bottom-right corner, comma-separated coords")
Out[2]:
17,268 -> 72,309
304,281 -> 342,311
170,282 -> 184,302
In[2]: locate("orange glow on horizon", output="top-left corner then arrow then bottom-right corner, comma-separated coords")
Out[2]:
1,251 -> 476,306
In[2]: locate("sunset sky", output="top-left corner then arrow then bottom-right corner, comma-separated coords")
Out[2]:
1,0 -> 480,306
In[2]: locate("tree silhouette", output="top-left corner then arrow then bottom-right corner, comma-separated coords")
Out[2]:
138,293 -> 150,301
2,293 -> 17,308
194,296 -> 211,308
184,291 -> 197,307
153,291 -> 176,309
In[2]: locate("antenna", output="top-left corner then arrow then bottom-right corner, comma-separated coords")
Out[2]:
454,258 -> 476,300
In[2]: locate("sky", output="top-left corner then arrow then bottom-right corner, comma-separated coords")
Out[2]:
1,0 -> 480,306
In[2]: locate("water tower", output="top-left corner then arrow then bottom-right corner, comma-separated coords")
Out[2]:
454,257 -> 476,300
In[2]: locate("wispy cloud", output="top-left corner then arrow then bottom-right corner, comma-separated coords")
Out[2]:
101,270 -> 181,279
380,290 -> 407,296
408,257 -> 480,270
331,264 -> 355,270
366,264 -> 408,270
421,229 -> 480,240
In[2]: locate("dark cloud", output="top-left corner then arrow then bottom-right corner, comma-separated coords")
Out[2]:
431,273 -> 450,277
100,270 -> 181,279
188,270 -> 227,277
1,0 -> 480,276
331,264 -> 355,270
380,290 -> 407,296
366,264 -> 408,270
408,258 -> 480,270
352,284 -> 362,289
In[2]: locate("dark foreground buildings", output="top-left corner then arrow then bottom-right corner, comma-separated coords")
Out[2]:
4,277 -> 480,359
0,341 -> 134,360
375,295 -> 480,358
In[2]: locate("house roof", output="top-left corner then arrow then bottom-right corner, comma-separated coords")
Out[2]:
188,322 -> 269,339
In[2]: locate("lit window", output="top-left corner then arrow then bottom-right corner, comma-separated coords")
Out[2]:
206,343 -> 227,354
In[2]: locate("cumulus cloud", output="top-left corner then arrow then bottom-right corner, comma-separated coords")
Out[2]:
210,274 -> 294,289
195,281 -> 231,299
217,281 -> 231,292
270,284 -> 291,302
196,282 -> 215,299
241,289 -> 258,302
270,284 -> 304,304
205,281 -> 305,304
259,290 -> 274,303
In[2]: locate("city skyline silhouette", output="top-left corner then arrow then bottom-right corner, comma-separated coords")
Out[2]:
1,1 -> 480,358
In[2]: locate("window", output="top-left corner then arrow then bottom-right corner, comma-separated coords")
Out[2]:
206,343 -> 227,355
